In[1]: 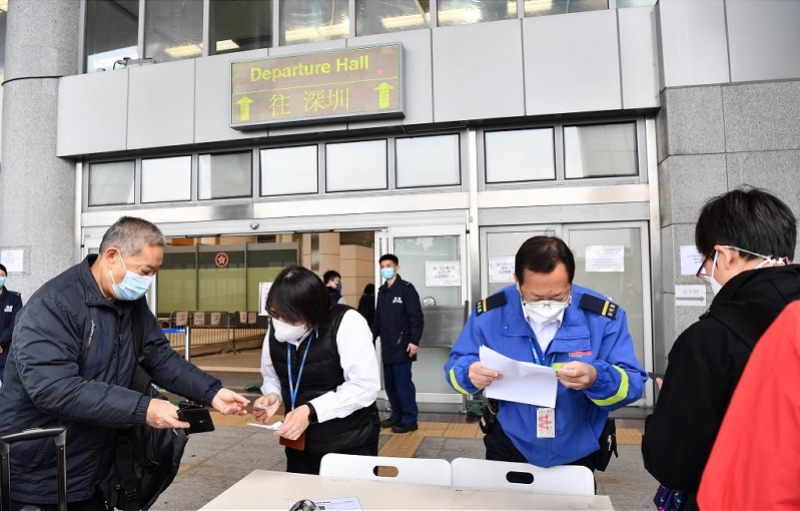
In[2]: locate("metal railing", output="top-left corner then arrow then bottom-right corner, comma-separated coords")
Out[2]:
161,311 -> 268,361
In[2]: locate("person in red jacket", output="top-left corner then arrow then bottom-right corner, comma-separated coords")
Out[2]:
698,300 -> 800,510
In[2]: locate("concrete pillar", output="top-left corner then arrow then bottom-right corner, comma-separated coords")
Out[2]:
0,0 -> 80,298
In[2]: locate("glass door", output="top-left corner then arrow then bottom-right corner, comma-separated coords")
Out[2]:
375,225 -> 469,409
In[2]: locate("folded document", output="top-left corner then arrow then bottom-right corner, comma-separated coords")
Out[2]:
479,345 -> 558,408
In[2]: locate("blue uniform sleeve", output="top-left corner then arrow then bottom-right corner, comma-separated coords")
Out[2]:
443,310 -> 484,396
583,308 -> 647,410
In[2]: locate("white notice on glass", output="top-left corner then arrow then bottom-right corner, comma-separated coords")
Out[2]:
585,245 -> 625,273
675,285 -> 707,307
288,497 -> 363,511
258,282 -> 273,316
479,345 -> 557,408
425,261 -> 461,287
680,245 -> 704,276
489,256 -> 515,283
0,249 -> 24,273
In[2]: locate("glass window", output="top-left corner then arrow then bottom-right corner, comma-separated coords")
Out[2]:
524,0 -> 607,17
396,134 -> 460,188
144,0 -> 203,63
438,0 -> 517,27
89,161 -> 135,206
280,0 -> 349,46
616,0 -> 657,7
485,128 -> 555,183
141,156 -> 192,203
357,0 -> 430,36
564,123 -> 637,179
0,6 -> 6,82
260,146 -> 318,196
210,0 -> 272,55
198,152 -> 252,200
85,0 -> 139,73
326,140 -> 387,192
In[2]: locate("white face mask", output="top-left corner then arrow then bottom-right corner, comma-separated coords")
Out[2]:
522,295 -> 571,325
701,247 -> 786,296
700,252 -> 723,296
271,318 -> 310,346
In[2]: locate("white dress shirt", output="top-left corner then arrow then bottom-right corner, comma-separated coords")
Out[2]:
521,301 -> 565,355
260,309 -> 380,424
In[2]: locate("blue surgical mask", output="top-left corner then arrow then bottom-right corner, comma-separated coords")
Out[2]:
381,268 -> 395,280
110,257 -> 153,301
0,277 -> 5,288
335,282 -> 342,293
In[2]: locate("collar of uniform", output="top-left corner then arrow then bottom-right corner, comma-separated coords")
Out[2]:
380,274 -> 404,292
80,254 -> 119,307
501,285 -> 591,340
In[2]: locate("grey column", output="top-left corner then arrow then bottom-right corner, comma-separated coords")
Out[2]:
0,0 -> 81,298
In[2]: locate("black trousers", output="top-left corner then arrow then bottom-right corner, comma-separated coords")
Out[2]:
484,420 -> 598,473
286,439 -> 379,475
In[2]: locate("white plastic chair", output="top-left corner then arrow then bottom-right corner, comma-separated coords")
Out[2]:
319,453 -> 452,487
450,457 -> 594,496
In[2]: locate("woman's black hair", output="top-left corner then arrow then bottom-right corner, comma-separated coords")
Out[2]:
695,188 -> 797,260
362,283 -> 375,295
514,236 -> 576,284
265,265 -> 330,329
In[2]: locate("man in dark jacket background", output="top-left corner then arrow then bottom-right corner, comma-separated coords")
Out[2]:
371,254 -> 424,434
0,216 -> 249,509
642,188 -> 800,511
0,262 -> 23,384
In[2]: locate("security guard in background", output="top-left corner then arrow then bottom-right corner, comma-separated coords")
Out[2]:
0,262 -> 23,383
445,236 -> 646,470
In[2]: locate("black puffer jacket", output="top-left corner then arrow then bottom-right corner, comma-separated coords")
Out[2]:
642,265 -> 800,511
0,256 -> 221,504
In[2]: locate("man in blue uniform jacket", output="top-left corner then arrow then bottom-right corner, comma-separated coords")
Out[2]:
0,262 -> 23,383
445,236 -> 646,469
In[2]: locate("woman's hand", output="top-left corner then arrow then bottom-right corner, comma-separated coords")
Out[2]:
275,404 -> 311,440
253,393 -> 281,423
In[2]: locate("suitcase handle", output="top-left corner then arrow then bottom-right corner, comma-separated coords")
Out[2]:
0,426 -> 67,446
1,427 -> 67,511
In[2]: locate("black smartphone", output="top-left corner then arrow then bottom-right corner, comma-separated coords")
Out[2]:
647,372 -> 665,380
177,403 -> 215,434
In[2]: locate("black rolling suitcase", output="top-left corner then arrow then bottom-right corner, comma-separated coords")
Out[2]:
0,426 -> 68,511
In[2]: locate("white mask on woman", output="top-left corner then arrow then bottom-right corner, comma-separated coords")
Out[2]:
271,318 -> 310,346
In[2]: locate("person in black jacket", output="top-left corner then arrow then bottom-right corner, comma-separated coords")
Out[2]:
0,216 -> 249,510
253,266 -> 380,475
357,283 -> 376,327
371,254 -> 424,434
642,188 -> 800,511
0,263 -> 23,384
323,269 -> 346,305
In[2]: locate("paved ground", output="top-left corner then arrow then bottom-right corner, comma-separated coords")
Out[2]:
153,351 -> 659,510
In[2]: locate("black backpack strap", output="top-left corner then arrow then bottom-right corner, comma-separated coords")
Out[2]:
114,434 -> 141,511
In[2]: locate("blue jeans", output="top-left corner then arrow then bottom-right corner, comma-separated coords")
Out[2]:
383,362 -> 418,425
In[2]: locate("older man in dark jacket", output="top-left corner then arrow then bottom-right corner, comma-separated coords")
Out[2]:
0,216 -> 249,509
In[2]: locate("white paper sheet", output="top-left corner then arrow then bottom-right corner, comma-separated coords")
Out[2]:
680,245 -> 704,276
425,261 -> 461,287
488,256 -> 515,283
675,285 -> 707,307
479,345 -> 558,408
585,245 -> 625,273
288,497 -> 363,511
0,249 -> 24,273
259,282 -> 273,316
248,421 -> 283,431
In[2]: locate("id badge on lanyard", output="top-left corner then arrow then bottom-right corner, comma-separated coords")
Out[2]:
284,336 -> 312,451
530,338 -> 556,439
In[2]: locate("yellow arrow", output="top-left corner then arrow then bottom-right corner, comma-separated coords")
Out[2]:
237,96 -> 254,121
374,82 -> 395,109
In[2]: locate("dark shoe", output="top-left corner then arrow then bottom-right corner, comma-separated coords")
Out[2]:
380,418 -> 396,428
391,423 -> 418,434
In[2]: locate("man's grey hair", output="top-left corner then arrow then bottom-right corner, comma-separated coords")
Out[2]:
98,216 -> 166,257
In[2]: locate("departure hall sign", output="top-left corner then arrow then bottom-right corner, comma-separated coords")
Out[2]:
230,43 -> 404,128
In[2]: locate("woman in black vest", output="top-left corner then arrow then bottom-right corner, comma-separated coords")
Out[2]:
253,265 -> 381,475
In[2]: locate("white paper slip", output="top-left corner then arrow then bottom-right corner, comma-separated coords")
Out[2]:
288,497 -> 363,510
248,421 -> 283,431
479,345 -> 558,408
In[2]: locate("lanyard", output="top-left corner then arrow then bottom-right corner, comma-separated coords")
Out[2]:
528,337 -> 554,367
286,335 -> 312,411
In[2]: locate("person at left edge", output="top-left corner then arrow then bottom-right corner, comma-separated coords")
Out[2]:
0,216 -> 250,509
444,235 -> 646,470
253,265 -> 380,475
0,262 -> 23,384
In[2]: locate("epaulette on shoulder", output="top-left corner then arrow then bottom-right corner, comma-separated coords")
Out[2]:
476,293 -> 507,316
579,294 -> 618,320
